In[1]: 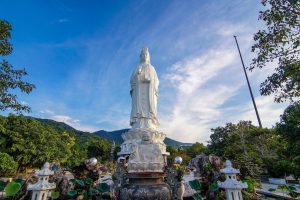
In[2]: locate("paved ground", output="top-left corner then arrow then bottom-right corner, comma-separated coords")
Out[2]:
256,182 -> 300,200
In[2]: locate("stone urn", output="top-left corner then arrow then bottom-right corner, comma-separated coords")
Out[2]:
120,172 -> 172,200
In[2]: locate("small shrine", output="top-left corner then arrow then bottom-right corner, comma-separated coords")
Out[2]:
218,160 -> 247,200
27,162 -> 56,200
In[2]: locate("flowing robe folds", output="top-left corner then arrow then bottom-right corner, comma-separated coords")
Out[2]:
130,62 -> 159,130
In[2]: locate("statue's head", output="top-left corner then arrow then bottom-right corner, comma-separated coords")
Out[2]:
140,47 -> 150,64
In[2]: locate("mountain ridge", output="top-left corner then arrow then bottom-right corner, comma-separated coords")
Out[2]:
30,117 -> 192,147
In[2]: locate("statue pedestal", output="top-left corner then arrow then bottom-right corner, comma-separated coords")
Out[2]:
120,172 -> 172,200
116,128 -> 171,199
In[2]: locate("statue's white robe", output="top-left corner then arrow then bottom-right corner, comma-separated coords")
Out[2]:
130,62 -> 159,129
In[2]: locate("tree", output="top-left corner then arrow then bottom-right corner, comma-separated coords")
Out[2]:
0,115 -> 78,171
0,152 -> 18,176
208,121 -> 283,178
85,138 -> 111,161
276,102 -> 300,179
207,123 -> 236,156
251,0 -> 300,102
0,20 -> 35,112
186,142 -> 207,158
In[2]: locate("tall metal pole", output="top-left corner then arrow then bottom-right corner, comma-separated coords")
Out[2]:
234,36 -> 262,128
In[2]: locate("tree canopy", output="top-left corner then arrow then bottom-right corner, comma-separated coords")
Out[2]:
0,20 -> 35,112
251,0 -> 300,102
208,121 -> 283,178
0,114 -> 112,174
275,102 -> 300,179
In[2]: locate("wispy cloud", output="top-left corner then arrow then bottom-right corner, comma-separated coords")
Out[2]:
38,109 -> 97,132
57,18 -> 69,23
235,95 -> 288,128
157,20 -> 286,143
160,46 -> 242,142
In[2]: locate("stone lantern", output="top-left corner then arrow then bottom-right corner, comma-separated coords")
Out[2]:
218,160 -> 247,200
27,162 -> 56,200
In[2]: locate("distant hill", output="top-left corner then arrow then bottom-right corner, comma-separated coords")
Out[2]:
93,129 -> 129,144
32,117 -> 86,136
30,117 -> 192,147
93,129 -> 193,147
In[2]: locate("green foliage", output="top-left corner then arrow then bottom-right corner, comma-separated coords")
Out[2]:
0,20 -> 35,112
89,188 -> 99,196
203,163 -> 212,172
51,191 -> 60,199
208,121 -> 283,178
85,137 -> 111,161
287,185 -> 300,199
189,179 -> 201,191
0,152 -> 18,176
275,102 -> 300,179
0,114 -> 113,172
83,178 -> 93,186
244,176 -> 255,193
5,181 -> 21,196
67,178 -> 111,199
186,142 -> 207,158
240,176 -> 259,200
166,145 -> 192,164
193,193 -> 202,200
0,20 -> 12,55
97,182 -> 110,193
269,188 -> 276,192
207,123 -> 234,156
70,179 -> 85,188
251,0 -> 300,102
208,181 -> 219,192
67,189 -> 77,198
276,102 -> 300,143
13,178 -> 24,185
0,182 -> 6,191
0,114 -> 79,170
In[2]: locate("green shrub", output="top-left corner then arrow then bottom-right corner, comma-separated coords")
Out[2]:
0,153 -> 18,176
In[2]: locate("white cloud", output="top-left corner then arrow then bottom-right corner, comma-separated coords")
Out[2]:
158,21 -> 288,144
39,109 -> 55,115
160,47 -> 242,143
52,115 -> 72,122
235,95 -> 287,128
38,110 -> 97,132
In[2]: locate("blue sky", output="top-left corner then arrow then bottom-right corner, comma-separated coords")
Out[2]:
1,0 -> 288,143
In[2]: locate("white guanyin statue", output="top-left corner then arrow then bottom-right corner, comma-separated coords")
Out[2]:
130,47 -> 159,130
118,48 -> 169,173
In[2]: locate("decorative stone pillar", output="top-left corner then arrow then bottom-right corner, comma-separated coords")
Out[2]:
217,160 -> 247,200
27,162 -> 56,200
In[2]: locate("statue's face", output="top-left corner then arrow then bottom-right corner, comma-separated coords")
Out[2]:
140,49 -> 150,63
